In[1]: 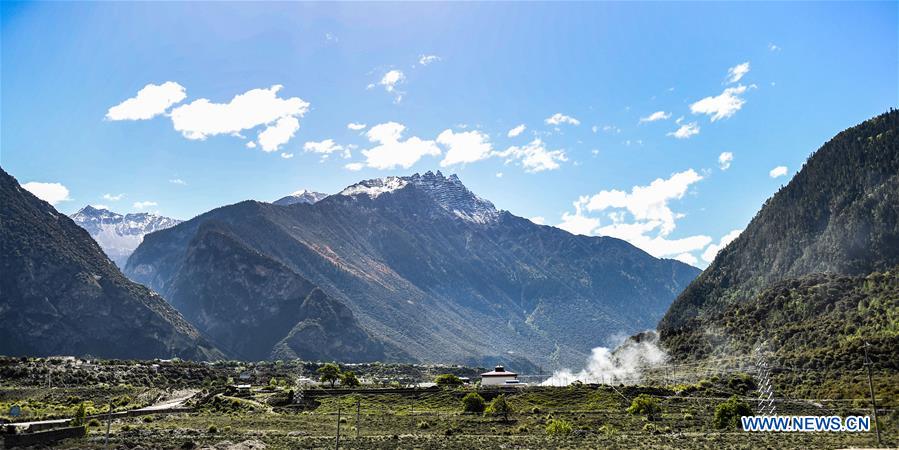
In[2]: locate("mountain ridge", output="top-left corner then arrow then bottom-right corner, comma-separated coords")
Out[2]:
128,170 -> 699,369
0,167 -> 223,361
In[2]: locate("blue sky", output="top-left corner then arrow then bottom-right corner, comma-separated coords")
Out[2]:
2,2 -> 896,267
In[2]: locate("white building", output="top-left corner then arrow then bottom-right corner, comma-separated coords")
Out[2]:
480,366 -> 518,386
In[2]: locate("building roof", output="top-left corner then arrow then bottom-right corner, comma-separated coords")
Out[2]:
481,365 -> 517,377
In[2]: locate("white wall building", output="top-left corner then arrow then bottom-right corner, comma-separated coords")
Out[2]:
480,366 -> 518,386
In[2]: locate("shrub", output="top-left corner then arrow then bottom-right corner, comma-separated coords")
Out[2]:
88,418 -> 102,427
340,371 -> 360,388
417,421 -> 430,429
531,406 -> 542,414
626,394 -> 660,420
713,395 -> 752,429
485,394 -> 513,421
545,419 -> 573,436
207,425 -> 218,434
461,392 -> 486,413
435,374 -> 463,387
70,402 -> 87,427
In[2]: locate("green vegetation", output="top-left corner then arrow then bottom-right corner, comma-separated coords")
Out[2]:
545,418 -> 573,436
626,394 -> 660,420
484,394 -> 513,422
462,392 -> 486,413
713,395 -> 752,430
317,363 -> 341,387
435,374 -> 463,387
340,370 -> 360,388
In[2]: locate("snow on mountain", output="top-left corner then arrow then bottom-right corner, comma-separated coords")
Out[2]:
273,189 -> 329,206
70,205 -> 181,267
338,171 -> 500,224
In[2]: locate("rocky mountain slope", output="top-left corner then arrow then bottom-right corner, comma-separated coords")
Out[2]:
127,171 -> 698,369
0,167 -> 223,361
71,205 -> 181,267
658,110 -> 899,371
161,221 -> 390,361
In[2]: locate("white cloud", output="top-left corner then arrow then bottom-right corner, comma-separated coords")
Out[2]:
169,178 -> 186,185
132,201 -> 158,210
102,193 -> 125,201
91,204 -> 110,210
377,70 -> 406,103
22,182 -> 71,206
558,169 -> 711,258
718,152 -> 734,170
281,152 -> 294,159
701,229 -> 742,263
360,122 -> 440,169
769,166 -> 788,178
437,129 -> 493,166
690,85 -> 748,121
169,85 -> 309,152
545,113 -> 580,126
495,172 -> 503,178
345,162 -> 364,171
674,252 -> 698,266
507,124 -> 526,138
106,81 -> 186,121
530,216 -> 546,225
246,141 -> 257,149
325,32 -> 338,42
726,62 -> 751,84
347,122 -> 367,131
768,43 -> 781,52
667,122 -> 700,139
495,139 -> 567,173
418,55 -> 441,66
639,111 -> 671,123
601,125 -> 621,134
558,199 -> 601,236
256,116 -> 300,152
304,139 -> 346,156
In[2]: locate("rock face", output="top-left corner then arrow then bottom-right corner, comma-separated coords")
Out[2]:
658,110 -> 899,367
163,221 -> 388,361
128,171 -> 698,369
70,206 -> 181,268
0,167 -> 223,361
273,190 -> 328,206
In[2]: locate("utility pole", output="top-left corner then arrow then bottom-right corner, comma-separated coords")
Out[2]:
105,403 -> 112,448
863,343 -> 881,446
335,403 -> 341,450
355,398 -> 360,439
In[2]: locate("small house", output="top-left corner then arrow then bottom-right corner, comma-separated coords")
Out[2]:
480,365 -> 518,386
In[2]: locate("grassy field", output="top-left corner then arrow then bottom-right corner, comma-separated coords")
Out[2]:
1,358 -> 896,449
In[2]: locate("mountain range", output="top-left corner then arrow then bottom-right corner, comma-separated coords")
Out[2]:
126,171 -> 699,369
70,206 -> 181,268
0,168 -> 222,361
658,110 -> 899,376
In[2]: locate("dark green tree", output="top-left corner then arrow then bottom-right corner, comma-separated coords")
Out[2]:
461,392 -> 486,413
434,373 -> 463,387
317,363 -> 341,388
713,395 -> 753,429
340,370 -> 360,388
485,394 -> 513,422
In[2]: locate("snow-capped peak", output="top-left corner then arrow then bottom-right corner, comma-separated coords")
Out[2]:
338,176 -> 409,198
273,189 -> 329,206
70,205 -> 181,267
338,171 -> 500,224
